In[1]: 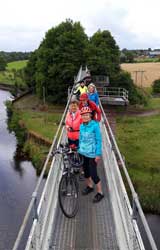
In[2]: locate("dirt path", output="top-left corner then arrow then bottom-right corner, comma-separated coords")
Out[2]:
131,110 -> 160,117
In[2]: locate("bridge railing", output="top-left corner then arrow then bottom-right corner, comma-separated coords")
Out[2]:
99,101 -> 158,250
12,67 -> 82,250
25,128 -> 67,250
97,86 -> 129,100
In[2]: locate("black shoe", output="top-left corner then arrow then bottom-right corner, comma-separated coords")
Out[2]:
93,193 -> 104,203
82,186 -> 94,195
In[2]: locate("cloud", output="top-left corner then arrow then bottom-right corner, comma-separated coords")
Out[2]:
0,26 -> 45,51
0,0 -> 160,51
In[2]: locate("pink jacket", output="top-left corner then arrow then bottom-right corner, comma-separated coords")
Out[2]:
66,110 -> 82,140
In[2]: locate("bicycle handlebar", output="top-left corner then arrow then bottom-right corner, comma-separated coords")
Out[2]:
52,143 -> 79,156
52,145 -> 71,156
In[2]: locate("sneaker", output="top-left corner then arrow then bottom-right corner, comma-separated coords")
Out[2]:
82,186 -> 94,195
93,193 -> 104,203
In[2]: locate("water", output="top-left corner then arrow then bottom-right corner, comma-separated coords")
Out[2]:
0,90 -> 38,250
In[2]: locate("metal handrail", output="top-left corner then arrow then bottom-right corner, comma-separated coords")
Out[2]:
97,87 -> 129,101
99,101 -> 158,250
12,67 -> 82,250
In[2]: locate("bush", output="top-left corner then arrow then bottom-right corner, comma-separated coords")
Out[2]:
5,100 -> 13,117
130,87 -> 149,106
110,71 -> 149,105
152,79 -> 160,94
7,110 -> 27,147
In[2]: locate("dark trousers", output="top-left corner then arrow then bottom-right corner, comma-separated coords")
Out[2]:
68,139 -> 79,147
83,155 -> 100,184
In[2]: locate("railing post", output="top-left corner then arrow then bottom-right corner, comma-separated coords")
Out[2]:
118,88 -> 120,98
32,192 -> 38,220
132,194 -> 138,220
122,88 -> 124,99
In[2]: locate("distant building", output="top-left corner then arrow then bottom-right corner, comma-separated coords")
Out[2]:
149,51 -> 160,58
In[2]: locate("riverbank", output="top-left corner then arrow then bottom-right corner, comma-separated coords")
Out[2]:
0,82 -> 14,91
115,99 -> 160,214
8,93 -> 64,175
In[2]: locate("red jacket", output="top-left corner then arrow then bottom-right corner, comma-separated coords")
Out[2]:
66,110 -> 82,140
79,100 -> 101,121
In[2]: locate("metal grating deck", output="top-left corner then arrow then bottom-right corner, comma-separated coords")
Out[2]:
50,161 -> 119,250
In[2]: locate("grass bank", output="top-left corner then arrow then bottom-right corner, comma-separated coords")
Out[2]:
116,107 -> 160,213
8,94 -> 64,175
0,60 -> 28,86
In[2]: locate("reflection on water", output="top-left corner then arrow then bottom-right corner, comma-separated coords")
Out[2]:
0,90 -> 38,250
10,159 -> 25,177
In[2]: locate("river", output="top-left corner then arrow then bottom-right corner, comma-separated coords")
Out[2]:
0,89 -> 159,250
0,90 -> 38,250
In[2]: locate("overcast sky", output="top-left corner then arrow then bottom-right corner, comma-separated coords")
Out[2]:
1,0 -> 160,52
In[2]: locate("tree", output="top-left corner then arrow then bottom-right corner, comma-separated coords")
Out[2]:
0,55 -> 7,71
124,50 -> 135,63
24,50 -> 38,90
0,51 -> 31,63
85,30 -> 120,77
25,20 -> 146,105
152,79 -> 160,94
25,19 -> 88,103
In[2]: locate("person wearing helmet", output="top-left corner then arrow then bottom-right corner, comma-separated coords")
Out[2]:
73,80 -> 88,100
79,93 -> 101,121
83,70 -> 92,87
65,97 -> 82,147
78,106 -> 104,203
87,83 -> 99,106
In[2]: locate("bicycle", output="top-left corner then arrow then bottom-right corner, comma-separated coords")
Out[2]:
53,143 -> 83,218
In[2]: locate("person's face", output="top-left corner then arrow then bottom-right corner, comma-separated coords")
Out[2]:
80,82 -> 85,87
81,113 -> 91,123
88,86 -> 94,93
81,99 -> 87,106
70,102 -> 78,112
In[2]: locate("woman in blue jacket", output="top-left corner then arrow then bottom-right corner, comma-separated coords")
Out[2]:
78,106 -> 104,203
87,83 -> 99,106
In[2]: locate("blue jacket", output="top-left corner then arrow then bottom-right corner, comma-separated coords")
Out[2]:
88,92 -> 99,106
78,120 -> 102,158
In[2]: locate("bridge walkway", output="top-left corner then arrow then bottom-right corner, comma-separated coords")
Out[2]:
50,161 -> 119,250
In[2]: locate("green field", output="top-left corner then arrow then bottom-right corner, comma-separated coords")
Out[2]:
7,60 -> 28,70
116,113 -> 160,213
146,97 -> 160,110
13,94 -> 64,141
0,60 -> 28,85
134,57 -> 160,63
20,111 -> 62,141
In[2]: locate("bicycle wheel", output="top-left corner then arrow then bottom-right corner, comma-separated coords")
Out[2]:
70,152 -> 84,168
58,173 -> 79,218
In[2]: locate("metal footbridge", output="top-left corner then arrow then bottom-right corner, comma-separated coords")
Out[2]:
12,67 -> 158,250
